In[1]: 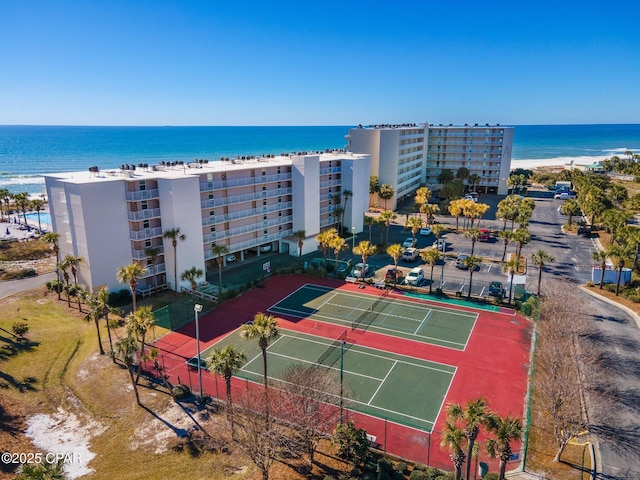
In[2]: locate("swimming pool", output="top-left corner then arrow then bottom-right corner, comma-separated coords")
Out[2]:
24,212 -> 52,230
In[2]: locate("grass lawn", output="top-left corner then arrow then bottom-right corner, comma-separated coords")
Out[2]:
0,287 -> 355,480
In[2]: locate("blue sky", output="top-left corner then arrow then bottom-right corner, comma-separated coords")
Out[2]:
1,1 -> 639,126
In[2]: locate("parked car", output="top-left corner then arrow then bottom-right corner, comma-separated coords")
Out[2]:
455,254 -> 469,269
405,267 -> 424,286
226,254 -> 236,262
478,229 -> 490,241
402,237 -> 417,248
464,195 -> 478,203
432,237 -> 446,250
488,281 -> 504,297
385,267 -> 403,281
419,226 -> 432,236
402,247 -> 419,261
554,192 -> 576,200
351,263 -> 370,278
337,259 -> 353,273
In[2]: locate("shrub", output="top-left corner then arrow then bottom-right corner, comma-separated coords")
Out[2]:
395,462 -> 408,476
412,464 -> 427,472
12,321 -> 29,339
425,467 -> 443,479
586,281 -> 595,287
484,474 -> 499,480
409,471 -> 429,480
171,384 -> 191,400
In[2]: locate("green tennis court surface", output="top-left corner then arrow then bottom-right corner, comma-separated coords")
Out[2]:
194,328 -> 455,432
268,284 -> 477,351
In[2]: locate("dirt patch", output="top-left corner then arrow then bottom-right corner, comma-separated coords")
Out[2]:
130,402 -> 201,454
25,408 -> 107,479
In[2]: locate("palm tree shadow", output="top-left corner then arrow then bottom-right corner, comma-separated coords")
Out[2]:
140,404 -> 190,438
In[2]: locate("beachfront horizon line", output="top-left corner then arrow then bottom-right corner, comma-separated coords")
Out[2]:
2,122 -> 640,128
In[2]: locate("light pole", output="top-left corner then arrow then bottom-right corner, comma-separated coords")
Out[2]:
439,235 -> 447,289
352,227 -> 356,250
194,303 -> 203,402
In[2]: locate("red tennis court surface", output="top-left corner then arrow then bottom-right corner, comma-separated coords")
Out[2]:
150,274 -> 533,471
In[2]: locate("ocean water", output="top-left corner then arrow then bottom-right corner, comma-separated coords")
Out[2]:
1,124 -> 639,195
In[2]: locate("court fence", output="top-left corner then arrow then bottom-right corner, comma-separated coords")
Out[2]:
142,349 -> 523,475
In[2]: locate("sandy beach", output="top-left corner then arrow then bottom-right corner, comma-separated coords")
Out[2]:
511,155 -> 606,172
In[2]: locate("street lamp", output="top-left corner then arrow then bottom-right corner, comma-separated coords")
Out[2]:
194,303 -> 203,402
439,235 -> 447,289
352,227 -> 356,250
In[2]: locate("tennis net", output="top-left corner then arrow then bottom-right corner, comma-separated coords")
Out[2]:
352,290 -> 390,330
314,329 -> 348,368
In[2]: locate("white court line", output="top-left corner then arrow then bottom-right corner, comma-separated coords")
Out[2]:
317,292 -> 338,310
414,310 -> 433,335
368,361 -> 397,405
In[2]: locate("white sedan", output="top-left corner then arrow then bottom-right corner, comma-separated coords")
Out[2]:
402,237 -> 417,248
419,227 -> 431,236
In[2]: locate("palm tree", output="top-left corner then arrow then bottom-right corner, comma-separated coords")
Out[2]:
353,240 -> 377,281
364,215 -> 376,242
341,189 -> 353,230
292,229 -> 306,257
592,249 -> 609,289
379,210 -> 396,244
406,216 -> 423,243
63,254 -> 83,311
440,420 -> 466,480
126,305 -> 156,384
113,334 -> 142,405
206,345 -> 246,435
502,258 -> 519,304
386,243 -> 404,286
240,313 -> 280,424
144,246 -> 161,293
485,415 -> 523,480
530,249 -> 555,296
58,259 -> 72,307
95,286 -> 115,358
211,244 -> 230,293
162,227 -> 186,293
379,184 -> 395,211
180,266 -> 204,290
29,198 -> 46,232
463,255 -> 482,299
561,199 -> 581,226
12,192 -> 30,226
512,228 -> 531,269
447,397 -> 490,480
463,228 -> 481,256
330,235 -> 348,271
333,205 -> 344,232
468,174 -> 481,192
83,292 -> 105,355
611,243 -> 634,296
43,232 -> 62,299
421,248 -> 442,294
316,228 -> 338,264
0,188 -> 8,221
498,230 -> 513,262
116,262 -> 147,312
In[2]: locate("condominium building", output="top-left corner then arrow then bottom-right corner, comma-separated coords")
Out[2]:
45,152 -> 370,293
347,123 -> 513,210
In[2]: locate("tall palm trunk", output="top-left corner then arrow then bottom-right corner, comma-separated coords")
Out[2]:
537,267 -> 543,296
467,270 -> 475,299
104,311 -> 115,362
615,261 -> 624,296
135,332 -> 146,384
94,317 -> 104,355
225,375 -> 235,435
261,344 -> 270,425
599,260 -> 606,289
429,265 -> 435,293
502,239 -> 508,261
127,365 -> 141,405
173,240 -> 178,295
72,268 -> 82,312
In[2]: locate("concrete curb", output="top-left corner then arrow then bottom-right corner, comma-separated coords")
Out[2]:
579,285 -> 640,330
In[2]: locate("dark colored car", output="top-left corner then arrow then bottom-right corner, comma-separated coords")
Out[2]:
488,281 -> 504,297
385,267 -> 403,281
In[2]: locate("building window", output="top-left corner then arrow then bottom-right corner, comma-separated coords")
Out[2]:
209,193 -> 214,199
277,167 -> 281,174
139,181 -> 146,191
263,215 -> 267,220
264,230 -> 268,235
210,210 -> 215,216
210,226 -> 215,232
141,200 -> 148,210
145,239 -> 151,248
263,200 -> 267,206
262,185 -> 266,191
262,170 -> 266,176
278,197 -> 282,203
143,220 -> 150,229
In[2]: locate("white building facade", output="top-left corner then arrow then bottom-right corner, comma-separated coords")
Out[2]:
347,123 -> 513,210
45,152 -> 370,293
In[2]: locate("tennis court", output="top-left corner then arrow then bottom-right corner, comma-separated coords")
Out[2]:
267,283 -> 478,351
192,328 -> 455,432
